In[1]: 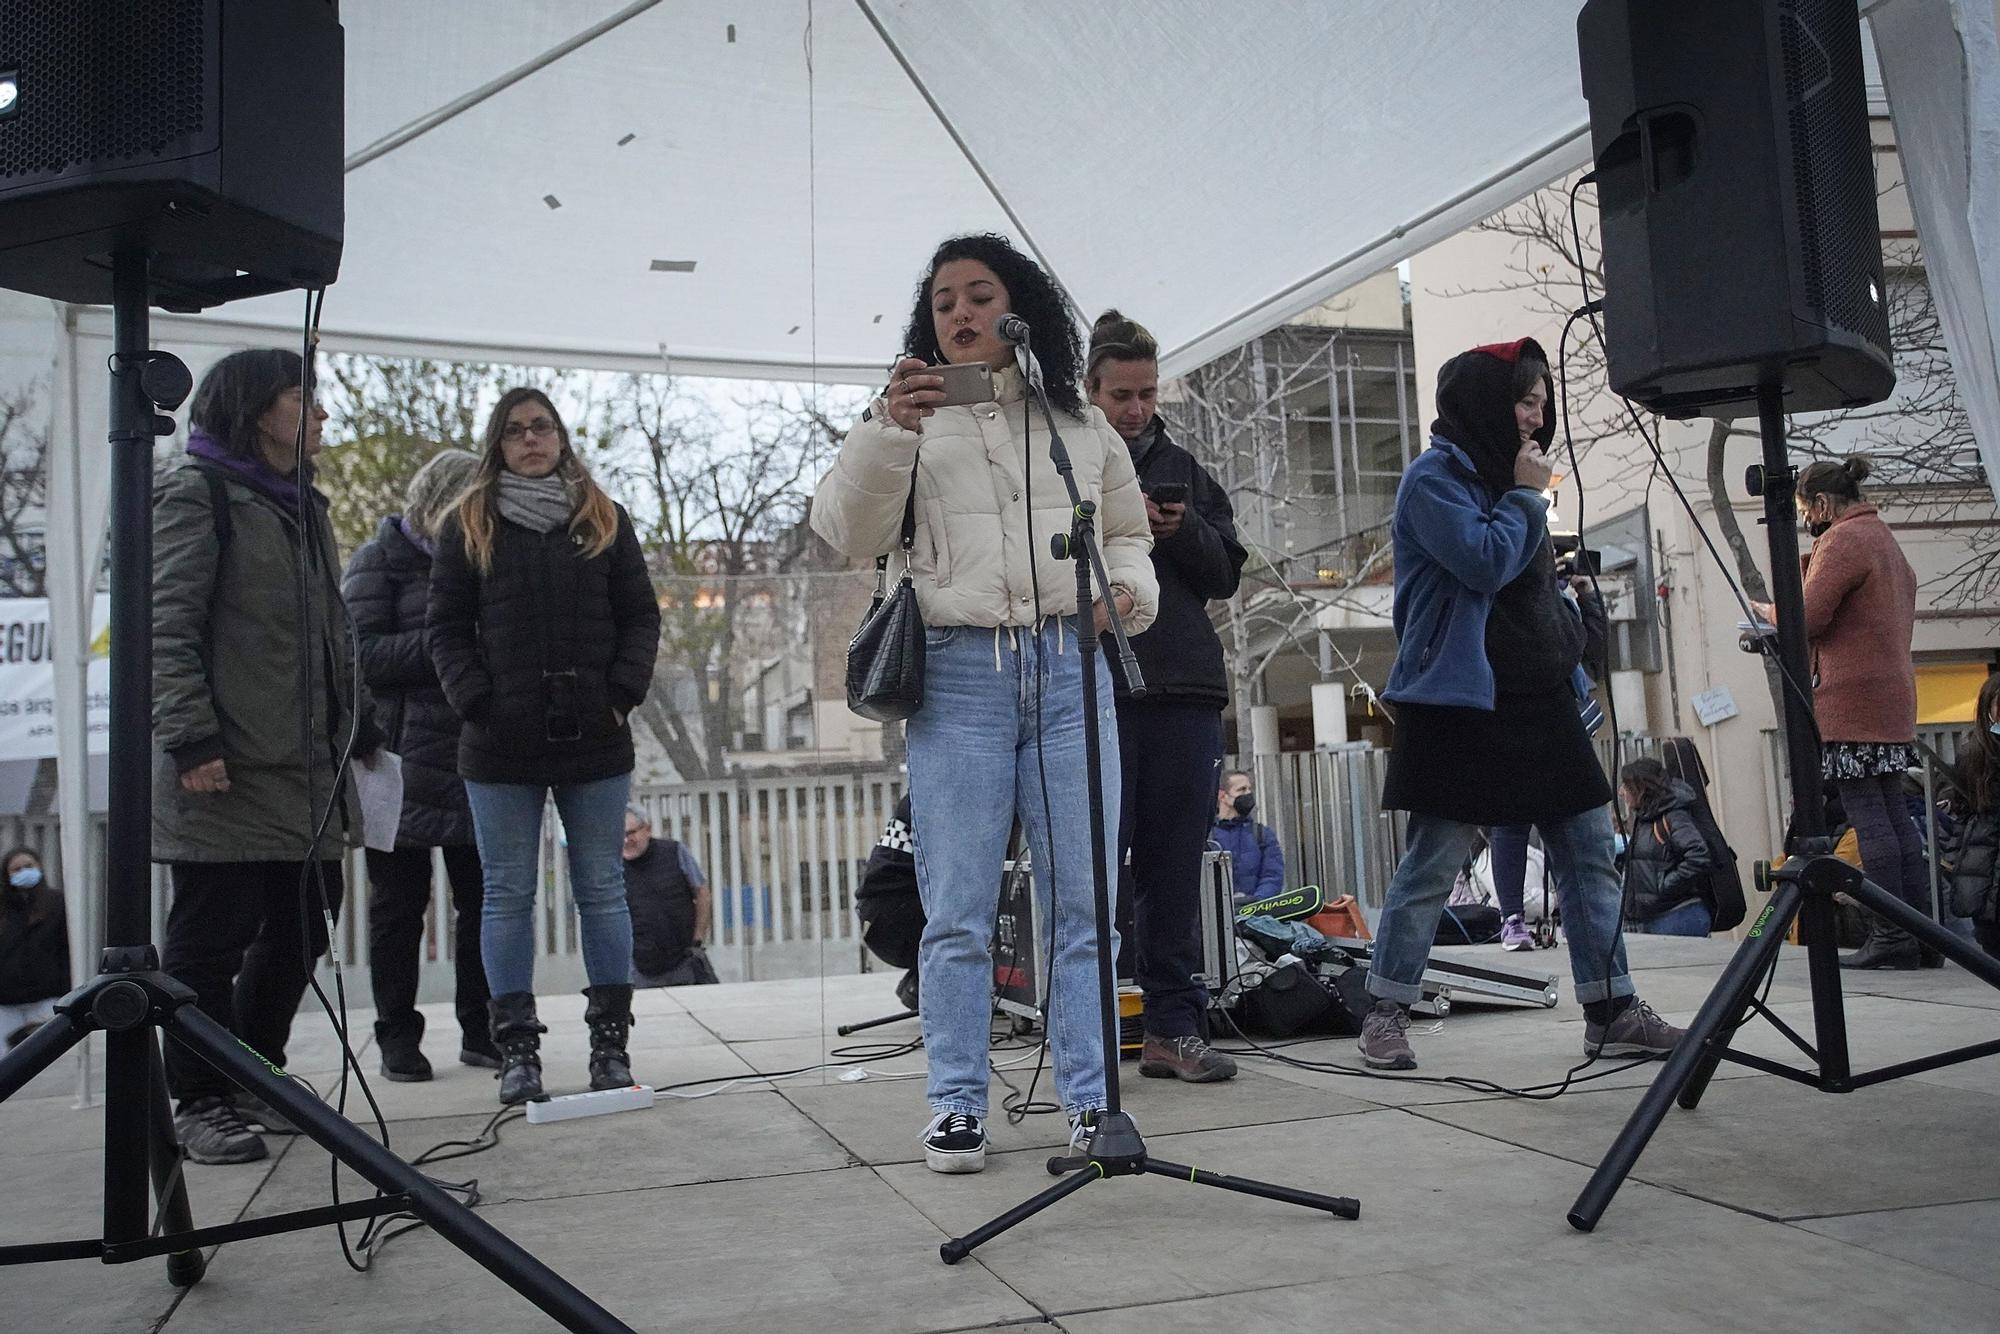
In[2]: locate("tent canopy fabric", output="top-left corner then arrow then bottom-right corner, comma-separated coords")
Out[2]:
188,0 -> 1596,383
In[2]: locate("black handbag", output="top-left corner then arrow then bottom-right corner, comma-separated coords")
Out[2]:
845,469 -> 925,721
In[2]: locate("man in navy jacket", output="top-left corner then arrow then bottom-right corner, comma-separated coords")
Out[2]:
1211,770 -> 1285,903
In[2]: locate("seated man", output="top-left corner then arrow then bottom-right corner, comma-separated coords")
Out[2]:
1211,770 -> 1285,904
622,808 -> 715,986
857,794 -> 924,1012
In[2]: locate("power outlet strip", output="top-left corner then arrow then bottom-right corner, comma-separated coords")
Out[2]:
524,1084 -> 656,1124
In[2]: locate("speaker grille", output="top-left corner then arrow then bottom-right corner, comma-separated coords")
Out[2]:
1782,0 -> 1890,347
0,0 -> 207,181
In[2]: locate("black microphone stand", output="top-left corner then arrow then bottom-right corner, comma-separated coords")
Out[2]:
0,251 -> 634,1333
1566,384 -> 2000,1231
939,335 -> 1360,1265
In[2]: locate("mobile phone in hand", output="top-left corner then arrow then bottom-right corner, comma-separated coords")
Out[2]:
1148,482 -> 1188,506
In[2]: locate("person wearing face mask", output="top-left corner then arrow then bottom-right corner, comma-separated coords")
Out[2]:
0,848 -> 68,1049
1355,339 -> 1684,1071
1212,771 -> 1285,904
1941,675 -> 2000,961
153,348 -> 383,1164
429,389 -> 662,1105
1086,310 -> 1245,1084
812,233 -> 1158,1175
1752,456 -> 1923,969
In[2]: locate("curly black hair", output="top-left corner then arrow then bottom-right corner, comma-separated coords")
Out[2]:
900,234 -> 1085,416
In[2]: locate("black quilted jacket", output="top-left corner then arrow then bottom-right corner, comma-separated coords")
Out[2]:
343,517 -> 475,847
428,506 -> 661,787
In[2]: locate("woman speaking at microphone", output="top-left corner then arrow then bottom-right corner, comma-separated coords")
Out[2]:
811,234 -> 1158,1174
1356,338 -> 1684,1072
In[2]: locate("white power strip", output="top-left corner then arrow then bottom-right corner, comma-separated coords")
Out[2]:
524,1084 -> 656,1124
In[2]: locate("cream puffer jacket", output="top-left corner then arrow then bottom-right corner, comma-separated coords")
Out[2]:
811,365 -> 1159,633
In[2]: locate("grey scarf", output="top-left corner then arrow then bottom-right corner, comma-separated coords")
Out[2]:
496,471 -> 575,534
1126,419 -> 1161,468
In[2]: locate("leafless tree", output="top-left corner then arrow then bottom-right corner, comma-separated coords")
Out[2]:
587,375 -> 860,779
0,382 -> 50,596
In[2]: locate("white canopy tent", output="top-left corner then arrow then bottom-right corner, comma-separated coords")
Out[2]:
33,0 -> 2000,1055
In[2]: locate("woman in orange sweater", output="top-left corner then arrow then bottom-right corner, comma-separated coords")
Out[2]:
1761,456 -> 1924,968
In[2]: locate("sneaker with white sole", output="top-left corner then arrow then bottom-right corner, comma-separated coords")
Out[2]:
1067,1108 -> 1100,1157
1584,999 -> 1685,1058
922,1111 -> 987,1174
1356,999 -> 1417,1070
1500,914 -> 1534,951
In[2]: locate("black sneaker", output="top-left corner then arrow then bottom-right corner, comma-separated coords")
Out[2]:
175,1096 -> 269,1165
233,1091 -> 301,1136
922,1111 -> 986,1174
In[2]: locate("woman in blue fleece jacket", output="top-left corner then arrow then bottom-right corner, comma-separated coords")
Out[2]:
1355,339 -> 1683,1072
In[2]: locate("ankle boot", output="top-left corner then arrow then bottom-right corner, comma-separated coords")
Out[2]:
488,992 -> 548,1105
583,984 -> 636,1091
1840,921 -> 1922,970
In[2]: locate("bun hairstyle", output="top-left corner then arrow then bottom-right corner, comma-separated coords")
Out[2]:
1085,309 -> 1160,389
1796,454 -> 1873,507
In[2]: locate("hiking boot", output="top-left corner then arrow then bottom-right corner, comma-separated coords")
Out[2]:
375,1021 -> 433,1083
922,1111 -> 986,1174
1585,999 -> 1684,1058
489,992 -> 548,1105
233,1091 -> 301,1136
1356,1000 -> 1416,1070
1138,1033 -> 1239,1083
584,984 -> 637,1090
1500,914 -> 1534,952
175,1096 -> 268,1165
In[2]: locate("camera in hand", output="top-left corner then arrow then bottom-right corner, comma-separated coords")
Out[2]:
1147,482 -> 1188,507
1552,532 -> 1602,581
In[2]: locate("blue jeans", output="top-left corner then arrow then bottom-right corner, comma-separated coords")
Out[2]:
1369,806 -> 1633,1006
906,619 -> 1119,1119
1632,899 -> 1713,936
1487,824 -> 1530,919
466,773 -> 634,995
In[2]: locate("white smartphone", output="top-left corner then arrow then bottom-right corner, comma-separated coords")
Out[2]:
933,362 -> 996,407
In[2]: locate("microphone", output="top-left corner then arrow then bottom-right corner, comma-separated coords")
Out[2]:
996,313 -> 1030,346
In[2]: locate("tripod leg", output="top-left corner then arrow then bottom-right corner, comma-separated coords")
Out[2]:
145,1036 -> 206,1287
0,1008 -> 86,1101
1143,1158 -> 1360,1219
1676,887 -> 1803,1111
168,1005 -> 633,1333
1568,879 -> 1800,1232
1846,876 -> 2000,989
940,1161 -> 1098,1265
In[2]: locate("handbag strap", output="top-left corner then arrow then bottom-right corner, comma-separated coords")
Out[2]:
874,454 -> 921,580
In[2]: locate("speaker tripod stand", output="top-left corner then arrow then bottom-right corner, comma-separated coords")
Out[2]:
1567,386 -> 2000,1231
0,252 -> 633,1333
937,341 -> 1359,1265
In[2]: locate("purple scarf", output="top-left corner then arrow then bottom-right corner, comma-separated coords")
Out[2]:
185,428 -> 308,511
396,515 -> 435,558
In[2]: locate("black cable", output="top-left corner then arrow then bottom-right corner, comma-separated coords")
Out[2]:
271,288 -> 400,1273
1562,177 -> 1788,1010
1562,177 -> 1825,754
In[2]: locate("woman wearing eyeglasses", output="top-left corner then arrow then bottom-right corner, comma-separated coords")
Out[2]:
429,389 -> 661,1104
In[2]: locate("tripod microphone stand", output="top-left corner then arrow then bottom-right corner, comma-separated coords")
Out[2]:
1567,385 -> 2000,1232
938,336 -> 1360,1265
0,251 -> 634,1333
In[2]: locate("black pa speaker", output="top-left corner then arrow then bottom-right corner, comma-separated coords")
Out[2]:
0,0 -> 342,311
1577,0 -> 1894,418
